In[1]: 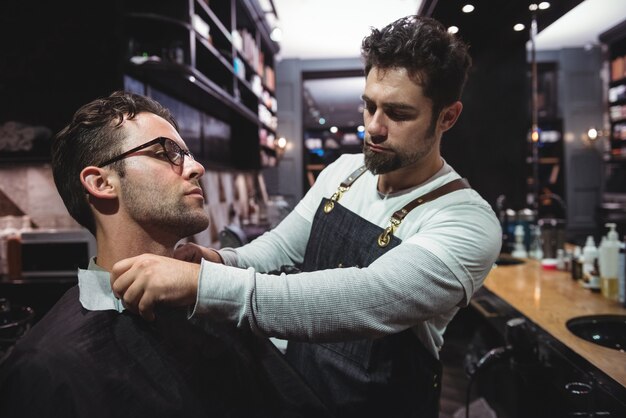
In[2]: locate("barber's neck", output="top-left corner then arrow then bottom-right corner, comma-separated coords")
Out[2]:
377,155 -> 443,195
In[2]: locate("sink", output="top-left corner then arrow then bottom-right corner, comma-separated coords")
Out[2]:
495,254 -> 525,266
566,315 -> 626,351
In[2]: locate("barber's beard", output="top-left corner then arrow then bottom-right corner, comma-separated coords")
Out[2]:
363,132 -> 438,175
121,177 -> 209,239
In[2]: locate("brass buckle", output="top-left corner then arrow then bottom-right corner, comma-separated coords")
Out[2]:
377,217 -> 402,247
324,186 -> 348,213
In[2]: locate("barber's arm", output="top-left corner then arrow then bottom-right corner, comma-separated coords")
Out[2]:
112,203 -> 500,338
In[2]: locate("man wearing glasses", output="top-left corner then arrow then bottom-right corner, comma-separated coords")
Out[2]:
0,91 -> 327,418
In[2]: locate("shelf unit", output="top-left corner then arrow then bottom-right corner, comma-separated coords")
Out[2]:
526,61 -> 566,219
601,20 -> 626,163
0,0 -> 279,169
122,0 -> 279,169
598,20 -> 626,234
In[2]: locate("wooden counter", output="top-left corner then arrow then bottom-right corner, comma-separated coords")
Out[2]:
484,259 -> 626,388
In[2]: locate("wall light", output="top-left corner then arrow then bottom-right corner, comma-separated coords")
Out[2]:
585,127 -> 609,142
275,136 -> 288,149
330,126 -> 338,134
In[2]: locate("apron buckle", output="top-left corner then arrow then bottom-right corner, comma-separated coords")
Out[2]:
324,186 -> 349,213
377,217 -> 402,247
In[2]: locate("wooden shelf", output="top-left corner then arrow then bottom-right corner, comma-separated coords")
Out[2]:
123,0 -> 279,169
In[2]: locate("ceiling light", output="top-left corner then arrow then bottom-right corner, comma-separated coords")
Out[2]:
529,4 -> 538,11
448,26 -> 459,34
514,23 -> 525,32
462,4 -> 474,13
357,125 -> 365,132
330,126 -> 338,133
319,117 -> 326,125
270,26 -> 282,42
538,2 -> 550,10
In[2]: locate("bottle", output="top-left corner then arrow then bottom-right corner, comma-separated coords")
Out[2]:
0,217 -> 19,276
528,224 -> 543,260
511,224 -> 528,258
571,246 -> 583,280
598,236 -> 608,283
563,249 -> 573,272
599,223 -> 620,301
582,236 -> 599,290
556,249 -> 565,270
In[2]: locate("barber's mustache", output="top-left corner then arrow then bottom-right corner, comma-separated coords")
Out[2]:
365,134 -> 387,145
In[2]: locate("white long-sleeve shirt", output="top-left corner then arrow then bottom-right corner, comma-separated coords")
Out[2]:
192,154 -> 501,357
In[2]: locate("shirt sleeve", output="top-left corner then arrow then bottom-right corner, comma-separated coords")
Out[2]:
193,240 -> 482,342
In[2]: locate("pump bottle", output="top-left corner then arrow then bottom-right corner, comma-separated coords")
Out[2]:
582,236 -> 599,290
599,223 -> 620,301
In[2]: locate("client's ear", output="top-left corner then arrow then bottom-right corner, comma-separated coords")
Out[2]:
80,166 -> 118,199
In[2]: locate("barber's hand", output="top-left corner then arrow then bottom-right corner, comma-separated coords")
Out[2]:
110,254 -> 200,321
174,242 -> 223,264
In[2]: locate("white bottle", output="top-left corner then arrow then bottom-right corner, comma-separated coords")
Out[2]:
582,235 -> 599,289
511,224 -> 528,258
599,223 -> 620,301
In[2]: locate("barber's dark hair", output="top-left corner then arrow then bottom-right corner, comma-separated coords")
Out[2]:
51,91 -> 178,234
361,15 -> 471,121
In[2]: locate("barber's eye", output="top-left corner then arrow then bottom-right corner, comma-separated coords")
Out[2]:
388,112 -> 410,121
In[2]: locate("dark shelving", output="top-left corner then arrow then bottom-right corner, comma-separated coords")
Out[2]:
0,0 -> 279,169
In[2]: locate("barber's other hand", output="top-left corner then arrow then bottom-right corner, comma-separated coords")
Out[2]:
174,242 -> 223,264
110,254 -> 200,321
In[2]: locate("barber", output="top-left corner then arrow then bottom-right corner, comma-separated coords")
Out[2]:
111,15 -> 501,418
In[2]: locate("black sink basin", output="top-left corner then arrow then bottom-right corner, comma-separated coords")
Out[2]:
495,255 -> 525,266
566,315 -> 626,351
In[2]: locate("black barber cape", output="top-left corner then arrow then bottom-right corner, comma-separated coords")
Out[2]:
0,286 -> 328,418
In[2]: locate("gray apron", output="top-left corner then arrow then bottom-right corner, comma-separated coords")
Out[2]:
285,165 -> 470,417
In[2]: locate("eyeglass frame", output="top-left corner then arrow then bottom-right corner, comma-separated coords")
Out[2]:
97,136 -> 194,168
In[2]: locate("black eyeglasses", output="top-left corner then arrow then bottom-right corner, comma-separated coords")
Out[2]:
98,137 -> 194,168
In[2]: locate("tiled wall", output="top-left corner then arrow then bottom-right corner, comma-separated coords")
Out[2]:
0,164 -> 78,229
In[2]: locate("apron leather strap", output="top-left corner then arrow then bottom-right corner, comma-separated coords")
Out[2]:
378,178 -> 471,247
320,164 -> 471,247
323,165 -> 369,213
